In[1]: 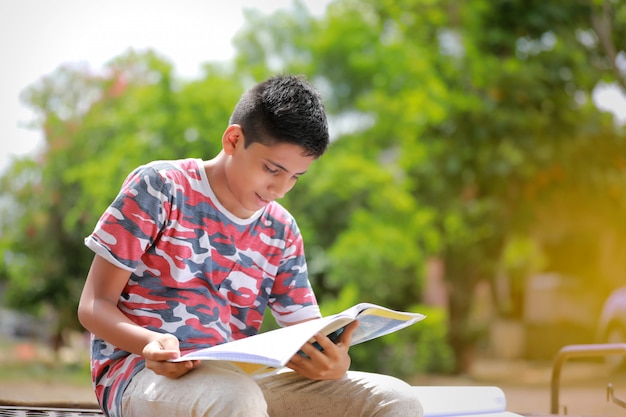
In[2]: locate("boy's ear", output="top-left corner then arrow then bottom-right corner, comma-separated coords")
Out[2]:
222,125 -> 244,155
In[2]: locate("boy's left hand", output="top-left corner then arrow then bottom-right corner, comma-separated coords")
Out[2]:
143,334 -> 201,379
287,320 -> 359,380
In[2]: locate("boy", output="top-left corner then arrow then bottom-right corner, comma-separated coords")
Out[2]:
78,74 -> 422,417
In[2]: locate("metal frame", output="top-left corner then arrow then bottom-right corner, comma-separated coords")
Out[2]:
0,405 -> 103,416
550,342 -> 626,414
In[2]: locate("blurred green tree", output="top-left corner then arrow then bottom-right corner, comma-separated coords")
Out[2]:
0,50 -> 242,348
232,0 -> 626,371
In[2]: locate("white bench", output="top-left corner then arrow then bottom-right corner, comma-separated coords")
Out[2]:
412,386 -> 523,417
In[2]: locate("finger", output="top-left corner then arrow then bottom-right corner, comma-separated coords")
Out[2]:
287,354 -> 306,370
147,358 -> 199,379
143,339 -> 180,361
149,348 -> 180,361
158,334 -> 181,351
338,321 -> 359,345
297,339 -> 327,361
143,345 -> 178,361
286,357 -> 320,380
286,361 -> 306,377
310,332 -> 337,356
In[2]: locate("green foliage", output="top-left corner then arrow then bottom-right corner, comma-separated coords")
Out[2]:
280,138 -> 440,305
233,0 -> 626,372
0,50 -> 243,338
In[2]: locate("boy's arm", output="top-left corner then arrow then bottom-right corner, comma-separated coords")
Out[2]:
78,254 -> 198,378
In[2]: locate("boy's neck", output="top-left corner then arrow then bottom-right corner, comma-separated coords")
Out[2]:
203,154 -> 256,219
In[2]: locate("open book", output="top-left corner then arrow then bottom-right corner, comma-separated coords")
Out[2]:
171,302 -> 425,375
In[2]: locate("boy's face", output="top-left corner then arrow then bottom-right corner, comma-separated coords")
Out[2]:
221,128 -> 315,218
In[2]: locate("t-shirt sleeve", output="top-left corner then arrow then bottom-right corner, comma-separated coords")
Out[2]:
84,164 -> 170,271
268,219 -> 321,326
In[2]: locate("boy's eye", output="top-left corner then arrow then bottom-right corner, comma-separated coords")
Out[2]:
264,165 -> 279,174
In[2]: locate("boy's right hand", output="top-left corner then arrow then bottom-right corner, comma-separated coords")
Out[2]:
142,333 -> 200,379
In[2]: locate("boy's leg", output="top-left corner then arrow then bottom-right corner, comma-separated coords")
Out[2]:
122,361 -> 269,417
257,370 -> 423,417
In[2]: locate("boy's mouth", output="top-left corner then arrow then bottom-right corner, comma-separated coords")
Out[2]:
256,193 -> 270,204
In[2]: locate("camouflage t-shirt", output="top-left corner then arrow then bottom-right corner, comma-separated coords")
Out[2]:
84,158 -> 320,417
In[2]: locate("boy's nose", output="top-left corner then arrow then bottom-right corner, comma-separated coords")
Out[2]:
269,177 -> 291,200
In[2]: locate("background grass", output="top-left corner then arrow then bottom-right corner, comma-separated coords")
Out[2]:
0,338 -> 92,387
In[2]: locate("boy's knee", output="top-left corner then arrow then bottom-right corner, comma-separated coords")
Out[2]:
390,387 -> 423,417
123,365 -> 268,417
194,369 -> 268,416
358,373 -> 423,417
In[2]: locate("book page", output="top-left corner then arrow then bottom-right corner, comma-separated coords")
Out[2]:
172,316 -> 338,367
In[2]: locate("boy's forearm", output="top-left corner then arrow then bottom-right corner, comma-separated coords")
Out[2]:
79,298 -> 163,356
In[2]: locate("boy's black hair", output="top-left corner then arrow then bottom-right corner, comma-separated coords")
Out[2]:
229,74 -> 329,158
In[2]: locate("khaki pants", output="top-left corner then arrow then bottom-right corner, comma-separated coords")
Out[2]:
122,362 -> 423,417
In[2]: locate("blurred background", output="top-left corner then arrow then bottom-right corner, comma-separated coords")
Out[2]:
1,0 -> 626,393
